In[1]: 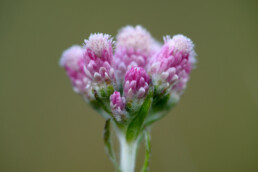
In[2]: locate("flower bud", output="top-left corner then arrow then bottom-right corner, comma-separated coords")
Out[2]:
83,33 -> 116,97
171,35 -> 196,96
124,67 -> 150,100
116,25 -> 153,55
148,34 -> 196,95
110,91 -> 126,122
59,45 -> 93,100
114,25 -> 157,85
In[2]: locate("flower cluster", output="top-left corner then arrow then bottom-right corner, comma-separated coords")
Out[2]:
60,25 -> 196,172
60,25 -> 196,124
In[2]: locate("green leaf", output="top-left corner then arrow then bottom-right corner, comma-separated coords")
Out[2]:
144,92 -> 179,127
126,89 -> 153,142
151,93 -> 170,113
89,100 -> 110,119
141,131 -> 151,172
103,119 -> 121,172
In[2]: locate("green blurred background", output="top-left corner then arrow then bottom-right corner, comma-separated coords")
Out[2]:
0,0 -> 257,171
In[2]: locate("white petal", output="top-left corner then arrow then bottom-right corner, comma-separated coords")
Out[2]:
167,67 -> 176,75
109,68 -> 114,77
150,62 -> 160,73
139,77 -> 145,85
75,80 -> 82,86
73,87 -> 80,93
83,77 -> 90,84
128,88 -> 133,98
99,67 -> 107,75
86,84 -> 91,89
137,87 -> 145,98
83,66 -> 92,78
172,74 -> 178,81
161,72 -> 169,81
118,63 -> 126,72
94,72 -> 102,81
104,72 -> 110,80
130,80 -> 136,89
124,81 -> 130,90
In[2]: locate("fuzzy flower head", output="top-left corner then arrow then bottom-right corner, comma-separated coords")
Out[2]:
167,34 -> 194,55
85,33 -> 113,59
116,25 -> 153,55
123,67 -> 150,100
83,33 -> 116,97
59,45 -> 93,100
59,45 -> 84,71
170,35 -> 196,95
148,34 -> 196,95
110,91 -> 126,122
114,25 -> 158,85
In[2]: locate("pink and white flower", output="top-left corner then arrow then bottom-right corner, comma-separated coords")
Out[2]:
59,45 -> 93,100
60,26 -> 196,124
148,34 -> 196,95
114,25 -> 159,85
83,33 -> 117,97
83,33 -> 116,86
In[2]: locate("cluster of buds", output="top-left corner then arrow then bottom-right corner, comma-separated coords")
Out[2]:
60,25 -> 196,172
60,25 -> 196,125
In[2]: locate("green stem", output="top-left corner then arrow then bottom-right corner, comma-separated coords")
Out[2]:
118,133 -> 138,172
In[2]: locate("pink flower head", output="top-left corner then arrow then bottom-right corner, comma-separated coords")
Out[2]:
148,34 -> 196,93
59,45 -> 93,99
171,35 -> 196,94
124,67 -> 150,99
110,91 -> 126,122
114,25 -> 159,84
83,33 -> 116,85
116,25 -> 153,56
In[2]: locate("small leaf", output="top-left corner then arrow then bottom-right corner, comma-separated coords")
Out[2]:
103,119 -> 121,172
141,131 -> 151,172
103,119 -> 111,144
89,100 -> 110,119
126,89 -> 153,142
144,93 -> 179,127
151,93 -> 170,113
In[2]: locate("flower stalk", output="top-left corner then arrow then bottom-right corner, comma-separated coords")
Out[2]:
119,133 -> 138,172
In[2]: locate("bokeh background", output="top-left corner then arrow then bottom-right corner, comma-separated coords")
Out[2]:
0,0 -> 257,171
